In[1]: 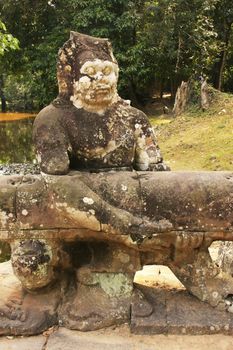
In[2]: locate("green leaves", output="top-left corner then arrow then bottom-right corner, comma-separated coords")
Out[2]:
0,20 -> 19,55
1,0 -> 233,110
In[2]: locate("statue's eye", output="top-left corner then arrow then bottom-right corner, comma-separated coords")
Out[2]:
85,67 -> 95,75
103,66 -> 112,75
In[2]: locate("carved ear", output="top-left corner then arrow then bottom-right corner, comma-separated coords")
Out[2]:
69,31 -> 83,45
70,31 -> 77,40
105,41 -> 117,64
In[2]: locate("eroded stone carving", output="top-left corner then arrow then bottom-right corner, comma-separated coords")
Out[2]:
0,171 -> 233,334
33,32 -> 169,174
0,33 -> 233,336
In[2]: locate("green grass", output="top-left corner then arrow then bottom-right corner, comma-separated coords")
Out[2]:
149,92 -> 233,171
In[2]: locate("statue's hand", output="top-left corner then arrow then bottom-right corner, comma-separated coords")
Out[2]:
149,162 -> 171,171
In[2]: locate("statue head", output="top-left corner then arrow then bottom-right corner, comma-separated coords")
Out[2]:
57,32 -> 119,114
11,239 -> 59,290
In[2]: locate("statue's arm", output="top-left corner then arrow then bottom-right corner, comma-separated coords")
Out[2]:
33,105 -> 70,175
133,111 -> 170,171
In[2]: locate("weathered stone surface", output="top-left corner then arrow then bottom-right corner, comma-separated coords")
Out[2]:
166,289 -> 233,334
45,327 -> 139,350
131,286 -> 233,335
0,262 -> 59,336
1,31 -> 233,336
140,171 -> 233,232
1,171 -> 232,236
0,170 -> 232,333
11,239 -> 60,290
1,326 -> 233,350
1,257 -> 233,336
45,326 -> 233,350
0,334 -> 45,350
0,175 -> 22,230
217,241 -> 233,276
16,175 -> 50,230
33,32 -> 169,175
59,271 -> 133,331
131,284 -> 167,334
62,241 -> 141,273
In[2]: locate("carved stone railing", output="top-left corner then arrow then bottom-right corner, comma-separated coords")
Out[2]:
0,171 -> 233,335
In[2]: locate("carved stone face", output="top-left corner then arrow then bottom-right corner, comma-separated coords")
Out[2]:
71,59 -> 119,114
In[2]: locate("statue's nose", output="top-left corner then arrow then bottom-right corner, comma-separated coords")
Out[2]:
95,71 -> 104,80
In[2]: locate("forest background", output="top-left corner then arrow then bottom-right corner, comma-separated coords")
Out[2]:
0,0 -> 233,111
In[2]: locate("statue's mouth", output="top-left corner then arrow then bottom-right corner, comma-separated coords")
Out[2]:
95,87 -> 112,96
96,83 -> 112,90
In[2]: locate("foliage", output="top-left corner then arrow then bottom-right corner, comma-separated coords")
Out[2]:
0,0 -> 233,110
0,20 -> 18,55
67,0 -> 146,100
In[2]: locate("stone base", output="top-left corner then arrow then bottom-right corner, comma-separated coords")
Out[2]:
58,277 -> 132,331
0,261 -> 59,336
1,262 -> 233,336
131,284 -> 233,335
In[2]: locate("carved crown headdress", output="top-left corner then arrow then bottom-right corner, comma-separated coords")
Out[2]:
57,32 -> 117,100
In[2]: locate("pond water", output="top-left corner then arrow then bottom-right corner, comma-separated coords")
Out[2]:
0,112 -> 35,164
0,242 -> 11,262
0,112 -> 36,261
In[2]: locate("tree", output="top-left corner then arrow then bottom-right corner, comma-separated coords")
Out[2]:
0,20 -> 18,55
1,0 -> 233,111
0,0 -> 73,109
0,19 -> 19,112
66,0 -> 147,104
138,0 -> 220,97
212,0 -> 233,90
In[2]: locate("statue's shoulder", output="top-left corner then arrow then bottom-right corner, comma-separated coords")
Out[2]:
34,98 -> 73,127
116,99 -> 146,117
118,100 -> 149,125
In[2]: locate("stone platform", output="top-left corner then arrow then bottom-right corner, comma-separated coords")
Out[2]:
1,324 -> 233,350
1,261 -> 233,336
131,285 -> 233,335
0,171 -> 233,335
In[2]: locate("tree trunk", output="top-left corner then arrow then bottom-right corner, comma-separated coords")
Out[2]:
175,34 -> 182,73
1,95 -> 6,113
214,22 -> 232,91
0,75 -> 6,113
217,49 -> 227,91
201,80 -> 210,111
172,81 -> 190,116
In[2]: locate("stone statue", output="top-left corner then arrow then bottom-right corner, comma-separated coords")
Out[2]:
33,32 -> 169,174
0,32 -> 233,336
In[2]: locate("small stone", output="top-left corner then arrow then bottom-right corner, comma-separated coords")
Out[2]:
83,197 -> 94,205
134,123 -> 141,129
22,209 -> 28,216
212,291 -> 219,299
121,184 -> 127,191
